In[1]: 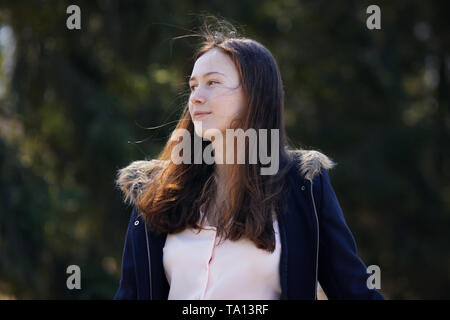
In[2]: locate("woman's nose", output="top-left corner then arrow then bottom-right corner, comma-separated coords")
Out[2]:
190,90 -> 206,105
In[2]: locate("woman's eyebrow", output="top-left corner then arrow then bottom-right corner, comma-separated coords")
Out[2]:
189,71 -> 226,82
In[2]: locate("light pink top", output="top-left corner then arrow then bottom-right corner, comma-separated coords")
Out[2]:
163,208 -> 282,300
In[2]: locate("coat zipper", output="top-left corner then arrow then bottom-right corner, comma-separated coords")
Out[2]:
309,180 -> 319,300
144,222 -> 153,300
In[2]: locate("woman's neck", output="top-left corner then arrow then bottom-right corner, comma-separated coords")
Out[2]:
213,164 -> 229,201
206,135 -> 233,224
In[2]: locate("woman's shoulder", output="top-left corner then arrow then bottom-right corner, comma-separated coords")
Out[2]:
115,159 -> 169,206
115,148 -> 337,205
286,147 -> 337,181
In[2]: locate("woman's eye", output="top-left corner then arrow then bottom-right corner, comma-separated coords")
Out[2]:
189,81 -> 219,91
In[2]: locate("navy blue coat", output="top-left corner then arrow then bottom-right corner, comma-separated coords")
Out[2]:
113,149 -> 384,300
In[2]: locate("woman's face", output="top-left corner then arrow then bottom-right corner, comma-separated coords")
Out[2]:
188,48 -> 246,140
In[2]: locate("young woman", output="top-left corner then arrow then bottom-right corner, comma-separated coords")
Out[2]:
113,25 -> 384,300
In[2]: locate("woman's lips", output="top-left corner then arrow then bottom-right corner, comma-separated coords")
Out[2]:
193,112 -> 211,120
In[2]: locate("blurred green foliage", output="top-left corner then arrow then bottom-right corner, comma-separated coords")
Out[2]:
0,0 -> 449,299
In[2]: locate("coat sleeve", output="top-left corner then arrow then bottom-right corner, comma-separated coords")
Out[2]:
315,169 -> 384,300
113,206 -> 138,300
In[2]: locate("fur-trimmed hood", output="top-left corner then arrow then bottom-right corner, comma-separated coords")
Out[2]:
115,149 -> 336,206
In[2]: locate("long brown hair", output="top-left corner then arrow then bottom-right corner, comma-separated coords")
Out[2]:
136,21 -> 294,252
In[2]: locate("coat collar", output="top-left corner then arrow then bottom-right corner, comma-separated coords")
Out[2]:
115,148 -> 336,206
